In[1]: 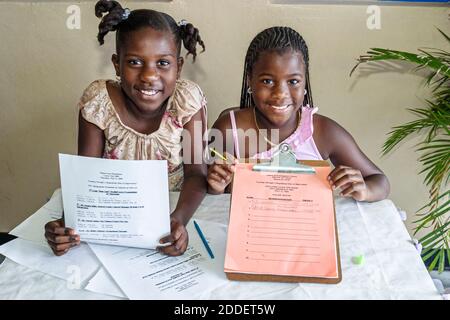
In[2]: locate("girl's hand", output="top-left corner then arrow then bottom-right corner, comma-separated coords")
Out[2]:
157,217 -> 189,256
207,159 -> 237,194
328,165 -> 369,201
44,219 -> 80,256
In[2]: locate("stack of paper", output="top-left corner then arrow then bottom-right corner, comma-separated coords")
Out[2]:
1,154 -> 228,299
1,189 -> 228,299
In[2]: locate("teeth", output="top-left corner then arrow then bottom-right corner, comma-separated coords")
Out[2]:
140,89 -> 159,96
271,105 -> 289,110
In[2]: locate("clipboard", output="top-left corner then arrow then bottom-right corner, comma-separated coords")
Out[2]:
224,143 -> 342,284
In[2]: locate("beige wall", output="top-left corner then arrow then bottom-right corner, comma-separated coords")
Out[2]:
0,1 -> 448,239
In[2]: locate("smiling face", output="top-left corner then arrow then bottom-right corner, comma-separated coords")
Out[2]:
112,27 -> 183,116
248,49 -> 306,128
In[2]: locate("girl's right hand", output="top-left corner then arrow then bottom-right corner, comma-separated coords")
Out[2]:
207,159 -> 237,194
44,219 -> 80,256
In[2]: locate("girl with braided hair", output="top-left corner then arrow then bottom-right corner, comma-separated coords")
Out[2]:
208,26 -> 390,202
45,0 -> 207,257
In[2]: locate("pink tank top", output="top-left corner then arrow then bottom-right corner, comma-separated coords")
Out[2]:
229,106 -> 323,160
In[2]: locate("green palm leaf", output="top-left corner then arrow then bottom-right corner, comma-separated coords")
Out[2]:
352,28 -> 450,273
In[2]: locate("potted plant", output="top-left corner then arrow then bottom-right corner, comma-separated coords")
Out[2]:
351,29 -> 449,273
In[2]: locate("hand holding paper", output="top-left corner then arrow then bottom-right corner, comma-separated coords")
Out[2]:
157,216 -> 189,256
44,218 -> 80,256
59,154 -> 171,249
327,165 -> 368,201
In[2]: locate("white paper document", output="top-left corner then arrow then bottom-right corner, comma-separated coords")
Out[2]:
88,220 -> 228,300
10,189 -> 63,245
85,267 -> 127,299
0,238 -> 100,285
59,154 -> 170,249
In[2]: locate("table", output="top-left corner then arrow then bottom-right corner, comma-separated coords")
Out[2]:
0,190 -> 441,299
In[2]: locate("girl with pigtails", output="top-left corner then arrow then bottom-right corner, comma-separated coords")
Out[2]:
45,0 -> 207,257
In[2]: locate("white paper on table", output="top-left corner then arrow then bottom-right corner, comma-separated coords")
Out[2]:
4,187 -> 180,294
59,154 -> 170,249
0,238 -> 100,285
88,219 -> 228,300
3,188 -> 100,286
85,267 -> 127,299
10,189 -> 63,245
1,189 -> 442,300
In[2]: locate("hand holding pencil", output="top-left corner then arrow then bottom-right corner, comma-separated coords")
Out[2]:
207,148 -> 238,194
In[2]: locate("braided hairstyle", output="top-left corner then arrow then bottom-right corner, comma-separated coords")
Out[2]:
240,26 -> 313,108
95,0 -> 205,61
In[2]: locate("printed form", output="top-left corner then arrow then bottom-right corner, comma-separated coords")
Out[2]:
59,154 -> 170,249
225,163 -> 339,279
88,220 -> 227,299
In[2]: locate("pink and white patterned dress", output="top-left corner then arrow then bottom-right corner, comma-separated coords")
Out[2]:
229,105 -> 323,161
79,79 -> 207,191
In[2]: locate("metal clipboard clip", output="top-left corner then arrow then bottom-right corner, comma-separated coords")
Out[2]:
252,143 -> 316,174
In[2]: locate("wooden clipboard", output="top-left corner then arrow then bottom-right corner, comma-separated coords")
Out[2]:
224,144 -> 342,284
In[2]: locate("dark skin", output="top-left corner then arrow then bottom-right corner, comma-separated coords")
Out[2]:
45,27 -> 207,256
208,50 -> 390,202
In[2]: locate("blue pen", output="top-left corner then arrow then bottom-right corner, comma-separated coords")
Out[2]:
193,220 -> 214,259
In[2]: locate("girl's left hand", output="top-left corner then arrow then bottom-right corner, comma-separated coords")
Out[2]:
157,217 -> 189,256
328,165 -> 368,201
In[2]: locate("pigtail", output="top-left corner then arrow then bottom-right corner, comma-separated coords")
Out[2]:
304,68 -> 313,107
95,0 -> 126,45
240,61 -> 253,108
178,22 -> 205,62
295,34 -> 314,108
94,3 -> 205,62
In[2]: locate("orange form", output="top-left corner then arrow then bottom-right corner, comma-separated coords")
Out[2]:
224,163 -> 338,279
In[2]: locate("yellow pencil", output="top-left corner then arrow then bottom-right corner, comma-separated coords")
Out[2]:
209,148 -> 227,161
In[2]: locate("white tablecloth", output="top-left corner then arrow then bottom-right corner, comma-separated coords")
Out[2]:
0,190 -> 441,300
